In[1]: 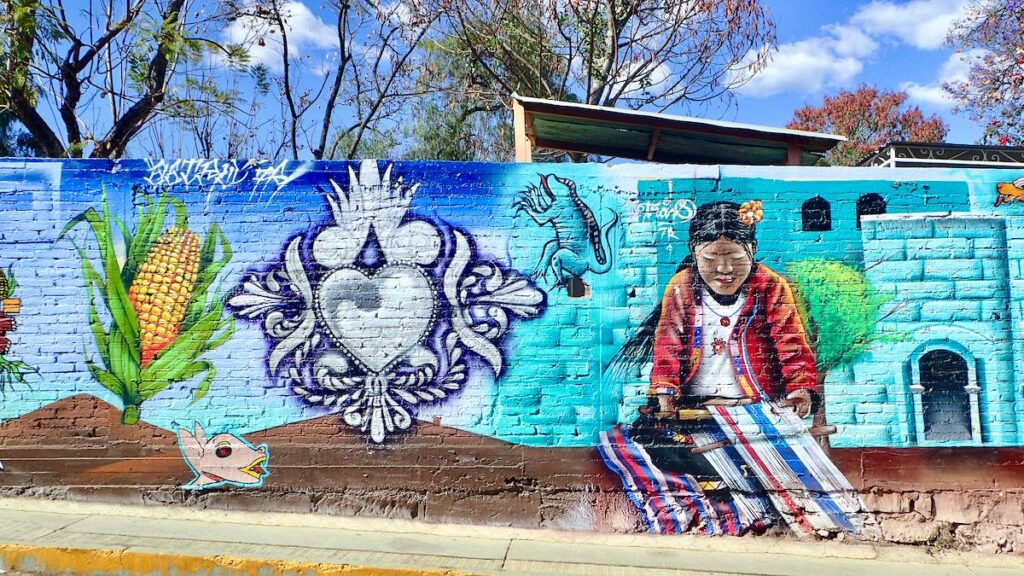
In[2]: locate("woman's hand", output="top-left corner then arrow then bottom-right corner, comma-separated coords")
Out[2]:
785,389 -> 813,418
657,394 -> 677,416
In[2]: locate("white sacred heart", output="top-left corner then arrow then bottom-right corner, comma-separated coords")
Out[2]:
316,265 -> 436,373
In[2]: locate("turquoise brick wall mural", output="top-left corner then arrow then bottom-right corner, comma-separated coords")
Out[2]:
3,159 -> 1024,549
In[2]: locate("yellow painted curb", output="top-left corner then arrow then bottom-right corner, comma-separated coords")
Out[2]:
0,544 -> 478,576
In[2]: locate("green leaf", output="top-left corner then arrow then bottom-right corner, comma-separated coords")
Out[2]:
111,213 -> 132,257
97,191 -> 141,349
124,193 -> 160,287
86,360 -> 127,398
139,359 -> 214,403
57,208 -> 109,262
183,223 -> 231,331
59,194 -> 141,354
76,245 -> 111,369
107,324 -> 140,400
190,362 -> 216,404
140,304 -> 227,386
3,265 -> 16,299
168,195 -> 188,229
204,315 -> 235,354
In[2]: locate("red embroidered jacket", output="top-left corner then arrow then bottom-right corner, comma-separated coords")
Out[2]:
649,264 -> 817,401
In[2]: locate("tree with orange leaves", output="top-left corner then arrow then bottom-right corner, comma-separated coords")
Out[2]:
786,86 -> 948,166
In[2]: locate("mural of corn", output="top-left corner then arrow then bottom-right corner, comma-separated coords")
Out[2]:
58,192 -> 234,424
129,227 -> 202,366
0,266 -> 33,390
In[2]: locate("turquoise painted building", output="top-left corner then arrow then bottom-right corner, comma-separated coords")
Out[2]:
830,210 -> 1024,448
617,167 -> 1024,449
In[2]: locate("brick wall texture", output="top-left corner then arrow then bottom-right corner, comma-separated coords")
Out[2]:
2,159 -> 1024,552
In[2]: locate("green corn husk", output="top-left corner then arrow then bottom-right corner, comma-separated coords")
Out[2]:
58,189 -> 234,424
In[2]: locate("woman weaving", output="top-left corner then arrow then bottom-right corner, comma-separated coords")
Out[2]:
601,200 -> 838,536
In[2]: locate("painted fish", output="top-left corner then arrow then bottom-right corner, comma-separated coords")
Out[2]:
995,177 -> 1024,206
177,422 -> 270,490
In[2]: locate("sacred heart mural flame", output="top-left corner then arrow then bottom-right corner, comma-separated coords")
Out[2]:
229,160 -> 546,443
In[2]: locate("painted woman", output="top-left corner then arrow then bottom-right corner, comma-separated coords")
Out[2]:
601,200 -> 825,536
649,200 -> 816,417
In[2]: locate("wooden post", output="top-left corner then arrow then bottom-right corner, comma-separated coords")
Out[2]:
786,142 -> 802,166
646,128 -> 661,161
513,100 -> 533,162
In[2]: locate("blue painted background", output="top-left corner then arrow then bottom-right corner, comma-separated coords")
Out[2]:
1,159 -> 1022,448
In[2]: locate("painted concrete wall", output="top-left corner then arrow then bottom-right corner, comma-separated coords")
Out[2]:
2,159 -> 1024,550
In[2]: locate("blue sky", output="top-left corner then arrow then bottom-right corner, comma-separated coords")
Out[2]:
219,0 -> 984,155
728,0 -> 980,143
37,0 -> 984,157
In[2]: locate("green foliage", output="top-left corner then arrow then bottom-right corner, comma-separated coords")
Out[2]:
1,0 -> 251,157
0,264 -> 34,391
0,111 -> 44,157
1,266 -> 15,299
787,259 -> 888,375
328,128 -> 401,161
402,33 -> 562,161
57,190 -> 234,424
0,0 -> 41,102
0,357 -> 33,391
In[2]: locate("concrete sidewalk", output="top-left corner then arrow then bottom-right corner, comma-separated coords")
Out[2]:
1,497 -> 1022,576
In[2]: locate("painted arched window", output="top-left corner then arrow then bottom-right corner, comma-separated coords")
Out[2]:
801,196 -> 831,231
919,349 -> 972,442
856,193 -> 887,229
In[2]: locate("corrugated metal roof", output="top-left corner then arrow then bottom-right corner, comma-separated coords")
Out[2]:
512,95 -> 845,166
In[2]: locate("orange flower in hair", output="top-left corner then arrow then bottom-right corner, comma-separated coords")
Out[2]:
738,200 -> 763,226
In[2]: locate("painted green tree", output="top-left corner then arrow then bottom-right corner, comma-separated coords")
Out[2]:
787,260 -> 889,438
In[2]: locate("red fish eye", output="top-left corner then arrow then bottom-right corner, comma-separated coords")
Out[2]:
215,446 -> 232,458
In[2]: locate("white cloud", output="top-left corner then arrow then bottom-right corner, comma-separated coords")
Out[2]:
901,49 -> 984,108
851,0 -> 970,50
735,0 -> 973,99
734,26 -> 876,98
225,1 -> 338,73
828,24 -> 879,57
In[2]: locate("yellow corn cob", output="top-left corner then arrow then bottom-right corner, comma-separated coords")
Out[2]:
0,269 -> 6,297
128,227 -> 201,366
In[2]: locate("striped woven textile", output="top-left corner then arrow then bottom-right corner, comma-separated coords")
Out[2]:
688,427 -> 777,530
708,401 -> 874,536
598,427 -> 764,536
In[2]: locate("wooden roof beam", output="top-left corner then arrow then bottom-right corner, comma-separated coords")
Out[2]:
646,128 -> 661,161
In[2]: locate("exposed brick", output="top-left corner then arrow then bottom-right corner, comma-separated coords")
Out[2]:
1,160 -> 1022,553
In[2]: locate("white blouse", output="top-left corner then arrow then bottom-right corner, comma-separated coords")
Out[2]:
690,289 -> 747,399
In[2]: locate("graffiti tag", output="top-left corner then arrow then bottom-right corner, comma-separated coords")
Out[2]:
144,159 -> 309,191
252,159 -> 308,190
145,159 -> 255,189
637,197 -> 697,240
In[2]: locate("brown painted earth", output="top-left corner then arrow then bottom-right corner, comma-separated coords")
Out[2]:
3,394 -> 1024,542
0,395 -> 631,529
